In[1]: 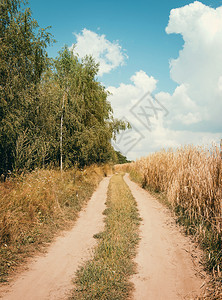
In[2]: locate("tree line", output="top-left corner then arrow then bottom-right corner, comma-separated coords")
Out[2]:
0,0 -> 128,176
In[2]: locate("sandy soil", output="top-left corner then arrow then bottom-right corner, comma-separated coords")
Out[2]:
124,174 -> 207,300
0,177 -> 110,300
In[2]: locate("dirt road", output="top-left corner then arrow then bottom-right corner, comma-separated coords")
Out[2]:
0,174 -> 207,300
0,177 -> 110,300
124,174 -> 206,300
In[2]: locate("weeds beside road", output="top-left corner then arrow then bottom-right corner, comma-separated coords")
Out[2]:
0,165 -> 112,282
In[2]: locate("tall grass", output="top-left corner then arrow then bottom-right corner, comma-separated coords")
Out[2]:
116,145 -> 221,278
0,165 -> 112,282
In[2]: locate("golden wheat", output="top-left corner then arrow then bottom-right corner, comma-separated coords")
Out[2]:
130,146 -> 221,233
116,145 -> 222,278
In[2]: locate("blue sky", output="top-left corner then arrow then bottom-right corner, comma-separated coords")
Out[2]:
29,0 -> 221,92
29,0 -> 222,159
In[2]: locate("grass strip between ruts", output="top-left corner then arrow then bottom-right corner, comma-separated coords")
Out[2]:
72,173 -> 140,300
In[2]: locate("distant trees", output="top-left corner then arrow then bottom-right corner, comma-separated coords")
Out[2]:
115,151 -> 131,164
0,0 -> 127,175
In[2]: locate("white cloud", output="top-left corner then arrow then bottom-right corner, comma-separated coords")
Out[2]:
217,76 -> 222,92
155,84 -> 209,128
166,2 -> 222,91
108,17 -> 222,159
174,112 -> 202,125
163,1 -> 222,132
70,29 -> 127,76
108,2 -> 222,160
123,118 -> 221,160
108,71 -> 182,159
108,70 -> 157,116
108,60 -> 222,159
108,71 -> 165,158
130,71 -> 157,93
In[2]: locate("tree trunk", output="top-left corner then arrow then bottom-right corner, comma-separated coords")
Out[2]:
60,91 -> 66,173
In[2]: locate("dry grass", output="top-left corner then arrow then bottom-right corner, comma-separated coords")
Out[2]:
0,165 -> 112,282
116,145 -> 222,299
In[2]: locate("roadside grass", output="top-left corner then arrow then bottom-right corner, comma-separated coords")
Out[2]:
0,165 -> 112,282
72,173 -> 140,300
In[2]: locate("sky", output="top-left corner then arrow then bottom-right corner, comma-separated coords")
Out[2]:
29,0 -> 222,160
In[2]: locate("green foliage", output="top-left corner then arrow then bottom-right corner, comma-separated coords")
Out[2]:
52,46 -> 122,168
0,0 -> 52,174
115,151 -> 131,164
0,1 -> 127,174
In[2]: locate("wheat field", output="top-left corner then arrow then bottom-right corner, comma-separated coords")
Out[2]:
117,145 -> 222,278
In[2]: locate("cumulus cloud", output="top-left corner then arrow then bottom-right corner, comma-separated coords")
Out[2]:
108,71 -> 221,160
69,2 -> 222,159
108,70 -> 157,116
70,29 -> 128,76
166,1 -> 222,90
164,1 -> 222,132
108,71 -> 174,158
108,0 -> 222,159
155,84 -> 209,130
